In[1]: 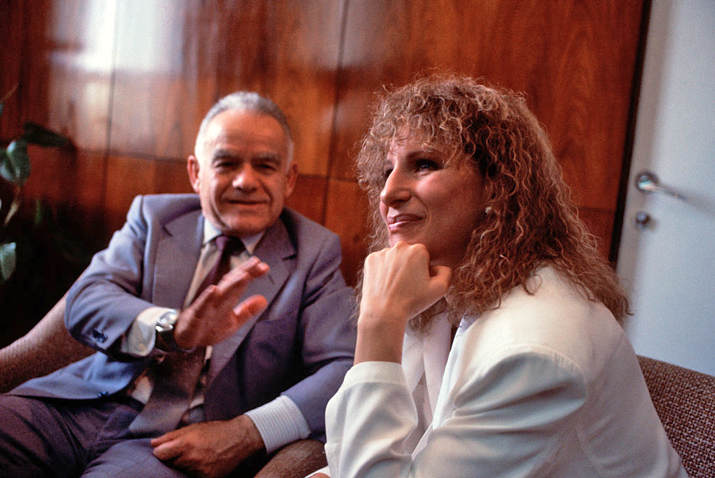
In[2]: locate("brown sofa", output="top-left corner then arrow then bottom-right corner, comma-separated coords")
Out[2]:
637,355 -> 715,477
0,296 -> 327,477
2,298 -> 714,477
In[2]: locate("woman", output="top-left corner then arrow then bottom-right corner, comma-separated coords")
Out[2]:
312,74 -> 686,477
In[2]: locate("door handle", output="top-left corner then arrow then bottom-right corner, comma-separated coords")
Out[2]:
634,171 -> 687,201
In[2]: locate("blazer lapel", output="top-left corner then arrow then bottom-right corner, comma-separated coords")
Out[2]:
208,217 -> 295,383
152,210 -> 204,309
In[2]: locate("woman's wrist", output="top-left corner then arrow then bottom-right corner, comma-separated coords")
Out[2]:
354,311 -> 407,364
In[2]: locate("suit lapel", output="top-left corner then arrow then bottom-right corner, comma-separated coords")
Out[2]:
152,210 -> 204,309
208,217 -> 296,383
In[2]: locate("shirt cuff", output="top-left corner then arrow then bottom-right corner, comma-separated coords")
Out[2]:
342,360 -> 406,388
119,306 -> 172,357
245,395 -> 311,453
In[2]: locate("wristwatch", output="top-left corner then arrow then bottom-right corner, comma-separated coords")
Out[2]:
155,309 -> 188,353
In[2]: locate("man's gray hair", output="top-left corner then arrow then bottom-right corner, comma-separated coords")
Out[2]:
195,92 -> 294,163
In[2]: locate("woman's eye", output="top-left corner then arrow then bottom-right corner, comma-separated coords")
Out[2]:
416,159 -> 439,171
383,167 -> 393,179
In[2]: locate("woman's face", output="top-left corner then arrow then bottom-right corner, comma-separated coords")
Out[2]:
379,132 -> 487,268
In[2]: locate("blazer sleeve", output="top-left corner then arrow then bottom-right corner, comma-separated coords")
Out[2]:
323,348 -> 587,478
280,230 -> 356,439
64,195 -> 160,355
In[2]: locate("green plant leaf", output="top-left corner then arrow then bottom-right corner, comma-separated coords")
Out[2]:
33,198 -> 47,228
22,121 -> 69,147
4,197 -> 21,227
0,242 -> 17,283
0,84 -> 18,117
1,139 -> 31,186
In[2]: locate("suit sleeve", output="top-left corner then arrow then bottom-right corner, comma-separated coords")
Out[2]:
280,231 -> 357,441
323,348 -> 587,477
65,195 -> 157,355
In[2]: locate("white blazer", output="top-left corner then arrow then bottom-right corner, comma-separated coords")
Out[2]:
319,267 -> 686,477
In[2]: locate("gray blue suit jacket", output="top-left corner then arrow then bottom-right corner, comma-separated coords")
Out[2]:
12,194 -> 356,439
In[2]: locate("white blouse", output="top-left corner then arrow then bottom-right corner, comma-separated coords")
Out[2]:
315,267 -> 687,478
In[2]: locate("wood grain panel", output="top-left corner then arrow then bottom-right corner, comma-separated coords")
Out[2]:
20,0 -> 116,152
108,0 -> 345,178
153,159 -> 195,197
0,0 -> 25,139
21,145 -> 77,206
1,0 -> 648,311
326,0 -> 644,268
103,155 -> 195,240
323,179 -> 371,286
578,207 -> 616,262
104,154 -> 159,235
285,175 -> 328,225
331,0 -> 644,212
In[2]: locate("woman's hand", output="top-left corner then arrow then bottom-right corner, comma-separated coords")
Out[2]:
355,242 -> 451,364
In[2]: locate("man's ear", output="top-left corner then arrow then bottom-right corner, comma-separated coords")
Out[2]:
187,155 -> 201,193
284,162 -> 298,198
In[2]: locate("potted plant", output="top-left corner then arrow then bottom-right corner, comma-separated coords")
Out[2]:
0,86 -> 99,347
0,85 -> 70,283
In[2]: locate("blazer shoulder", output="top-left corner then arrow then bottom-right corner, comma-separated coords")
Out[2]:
132,193 -> 202,225
279,208 -> 340,244
462,267 -> 622,374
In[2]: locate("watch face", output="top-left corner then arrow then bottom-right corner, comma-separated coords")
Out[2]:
157,311 -> 178,332
159,311 -> 177,324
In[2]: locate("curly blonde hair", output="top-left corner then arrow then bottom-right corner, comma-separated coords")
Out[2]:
356,74 -> 629,329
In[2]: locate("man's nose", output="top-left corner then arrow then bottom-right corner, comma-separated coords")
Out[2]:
233,165 -> 259,190
380,167 -> 411,207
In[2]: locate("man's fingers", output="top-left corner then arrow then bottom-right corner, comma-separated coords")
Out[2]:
175,258 -> 271,348
152,438 -> 181,461
233,295 -> 268,324
215,257 -> 270,294
227,256 -> 270,282
151,433 -> 173,448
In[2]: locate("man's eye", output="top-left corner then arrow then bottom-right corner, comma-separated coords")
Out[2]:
255,162 -> 278,172
215,161 -> 234,170
383,167 -> 393,179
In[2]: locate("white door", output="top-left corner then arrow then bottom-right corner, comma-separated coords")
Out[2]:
617,0 -> 715,376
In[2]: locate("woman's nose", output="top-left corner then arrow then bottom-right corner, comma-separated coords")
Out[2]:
380,167 -> 411,207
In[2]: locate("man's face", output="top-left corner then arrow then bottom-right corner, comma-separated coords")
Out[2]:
188,109 -> 297,237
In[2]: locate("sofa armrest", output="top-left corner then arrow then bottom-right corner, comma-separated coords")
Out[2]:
0,294 -> 94,393
255,439 -> 327,478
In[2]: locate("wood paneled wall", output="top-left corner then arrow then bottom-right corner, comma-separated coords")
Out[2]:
1,0 -> 646,318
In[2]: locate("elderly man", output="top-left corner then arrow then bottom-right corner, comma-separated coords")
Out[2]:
0,92 -> 355,477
